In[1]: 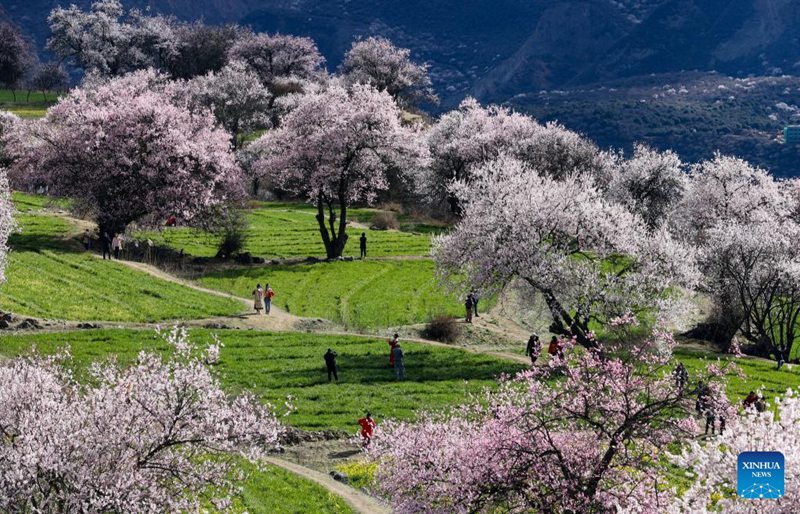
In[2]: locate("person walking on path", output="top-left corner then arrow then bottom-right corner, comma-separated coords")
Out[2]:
101,232 -> 112,260
387,333 -> 399,366
471,289 -> 480,318
672,362 -> 689,391
360,232 -> 367,259
264,284 -> 275,314
547,336 -> 559,358
111,234 -> 124,259
392,343 -> 405,380
324,348 -> 338,382
358,411 -> 377,446
526,334 -> 541,365
465,294 -> 474,323
252,284 -> 265,314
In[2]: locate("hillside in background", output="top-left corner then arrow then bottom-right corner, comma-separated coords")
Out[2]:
4,0 -> 800,174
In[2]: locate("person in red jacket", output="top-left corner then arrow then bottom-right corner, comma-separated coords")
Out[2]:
358,412 -> 377,446
388,333 -> 399,366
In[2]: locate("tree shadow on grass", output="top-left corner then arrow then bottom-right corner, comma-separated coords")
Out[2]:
9,232 -> 83,253
226,350 -> 526,389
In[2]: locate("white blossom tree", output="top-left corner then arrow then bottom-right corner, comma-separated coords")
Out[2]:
47,0 -> 179,76
606,144 -> 686,230
0,328 -> 283,512
671,390 -> 800,513
0,166 -> 14,284
339,36 -> 437,108
252,83 -> 427,258
184,60 -> 272,148
434,154 -> 697,347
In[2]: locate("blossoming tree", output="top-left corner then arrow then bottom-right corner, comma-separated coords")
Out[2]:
434,154 -> 697,347
370,325 -> 727,513
671,391 -> 800,513
253,83 -> 427,258
674,154 -> 799,359
184,60 -> 272,148
340,36 -> 437,108
0,328 -> 283,512
0,167 -> 14,283
8,70 -> 244,237
227,32 -> 326,88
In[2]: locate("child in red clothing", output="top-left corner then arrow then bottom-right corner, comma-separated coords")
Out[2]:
358,412 -> 377,446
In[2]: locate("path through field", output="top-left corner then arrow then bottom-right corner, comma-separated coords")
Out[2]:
263,457 -> 391,514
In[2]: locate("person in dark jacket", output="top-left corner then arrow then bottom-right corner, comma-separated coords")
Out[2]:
360,232 -> 367,259
101,232 -> 112,260
324,348 -> 338,382
525,334 -> 541,365
393,343 -> 405,380
465,294 -> 474,323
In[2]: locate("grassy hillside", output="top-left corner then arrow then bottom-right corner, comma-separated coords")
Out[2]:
2,195 -> 243,322
199,259 -> 467,328
0,89 -> 55,118
0,328 -> 525,431
138,202 -> 436,259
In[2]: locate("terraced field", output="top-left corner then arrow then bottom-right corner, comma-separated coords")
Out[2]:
0,329 -> 525,432
2,195 -> 242,322
138,202 -> 434,258
199,259 -> 468,328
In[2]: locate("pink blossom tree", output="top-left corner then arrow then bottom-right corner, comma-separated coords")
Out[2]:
252,83 -> 427,258
8,70 -> 244,237
671,391 -> 800,513
0,327 -> 283,512
339,36 -> 437,108
370,325 -> 728,513
434,154 -> 697,347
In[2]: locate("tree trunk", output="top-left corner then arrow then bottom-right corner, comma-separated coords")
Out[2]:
540,288 -> 596,349
314,195 -> 349,259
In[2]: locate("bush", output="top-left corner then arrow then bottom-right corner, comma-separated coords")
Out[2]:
215,212 -> 249,259
422,314 -> 461,343
370,211 -> 399,230
335,460 -> 377,490
381,201 -> 405,214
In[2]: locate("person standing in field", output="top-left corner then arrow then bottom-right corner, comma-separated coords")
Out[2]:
465,294 -> 474,323
388,333 -> 399,367
526,334 -> 541,365
101,232 -> 112,260
324,348 -> 338,382
252,284 -> 265,314
360,232 -> 367,259
471,289 -> 480,317
358,411 -> 377,446
264,283 -> 275,314
393,343 -> 405,380
111,234 -> 124,259
82,229 -> 92,251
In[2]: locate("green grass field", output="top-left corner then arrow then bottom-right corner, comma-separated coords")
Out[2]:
0,328 -> 524,431
138,202 -> 434,259
235,461 -> 353,514
2,197 -> 243,322
199,259 -> 467,328
0,89 -> 56,119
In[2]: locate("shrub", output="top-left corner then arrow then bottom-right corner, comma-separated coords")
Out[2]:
381,201 -> 405,214
370,211 -> 399,230
215,212 -> 249,259
422,314 -> 461,342
335,460 -> 377,490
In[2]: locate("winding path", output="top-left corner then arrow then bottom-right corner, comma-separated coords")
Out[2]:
263,457 -> 391,514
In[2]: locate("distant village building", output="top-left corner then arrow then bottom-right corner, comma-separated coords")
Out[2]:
784,125 -> 800,144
